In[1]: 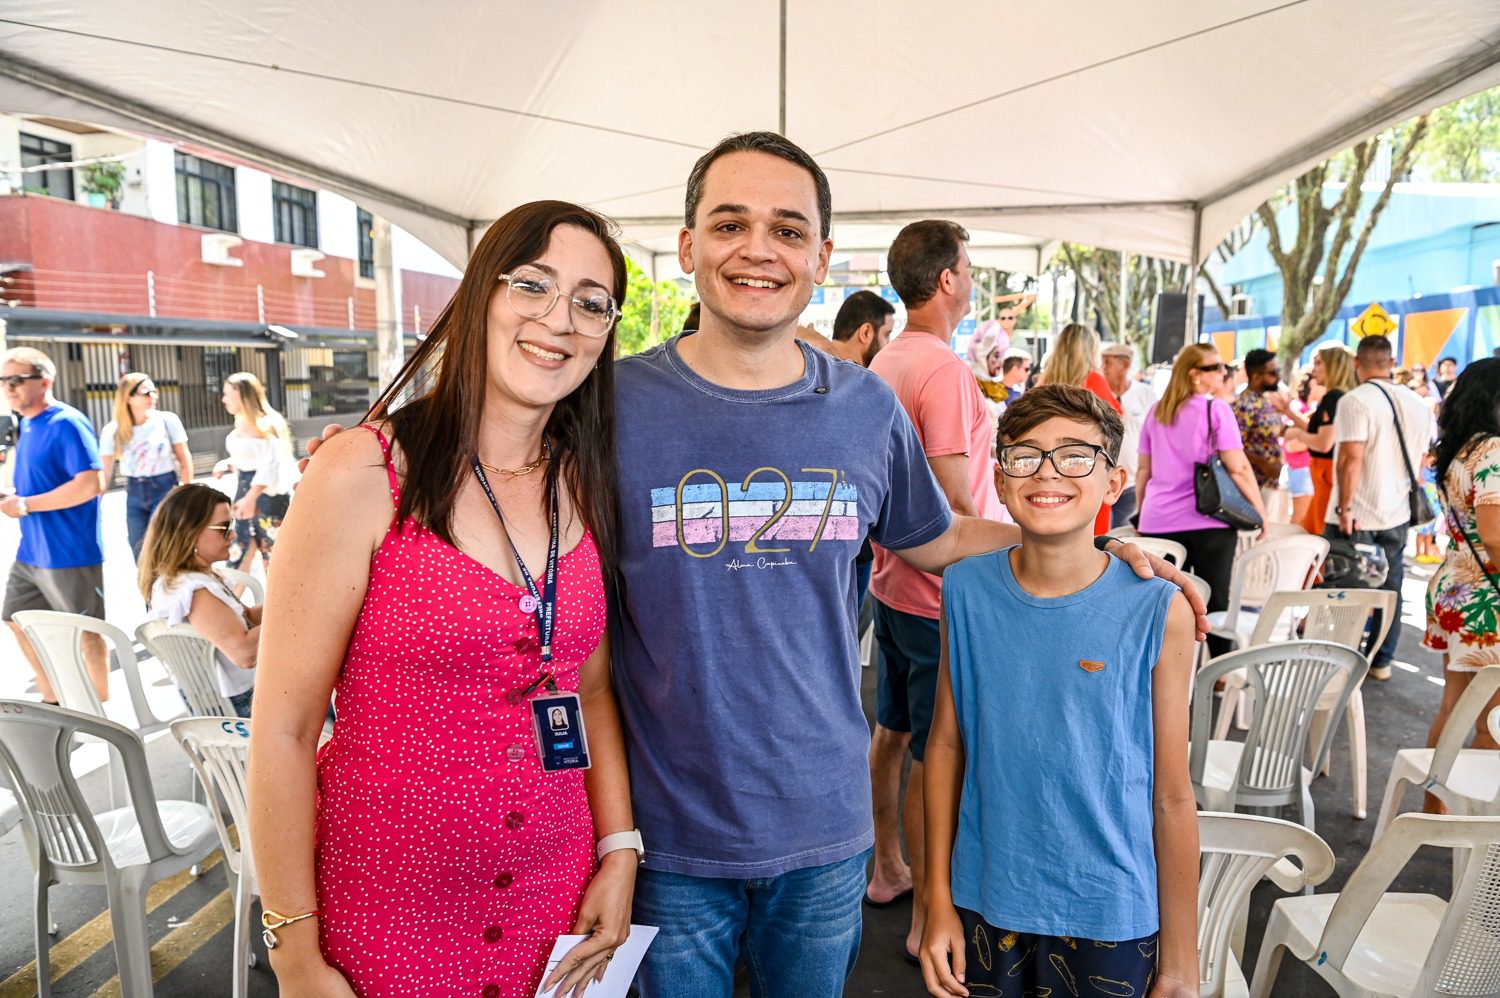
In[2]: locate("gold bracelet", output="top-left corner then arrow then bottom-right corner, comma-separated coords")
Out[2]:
261,908 -> 321,949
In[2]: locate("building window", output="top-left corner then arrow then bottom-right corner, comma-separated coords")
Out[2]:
357,208 -> 374,279
175,152 -> 237,232
20,133 -> 75,200
273,181 -> 318,248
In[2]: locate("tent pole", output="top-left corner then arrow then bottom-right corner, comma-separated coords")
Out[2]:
778,0 -> 788,134
1118,249 -> 1129,344
650,254 -> 661,343
1184,207 -> 1202,344
372,215 -> 404,391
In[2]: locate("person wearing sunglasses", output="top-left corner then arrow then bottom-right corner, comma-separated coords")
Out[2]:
1136,344 -> 1267,656
0,346 -> 108,706
100,371 -> 194,559
138,482 -> 259,717
247,201 -> 637,998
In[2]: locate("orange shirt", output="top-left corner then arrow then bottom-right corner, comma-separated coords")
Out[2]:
1085,370 -> 1124,536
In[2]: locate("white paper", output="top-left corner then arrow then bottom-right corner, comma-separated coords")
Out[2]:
533,924 -> 658,998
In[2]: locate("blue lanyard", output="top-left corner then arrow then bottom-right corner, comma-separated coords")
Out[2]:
471,457 -> 560,692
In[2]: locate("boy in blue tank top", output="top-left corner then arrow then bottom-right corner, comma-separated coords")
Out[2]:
919,384 -> 1200,998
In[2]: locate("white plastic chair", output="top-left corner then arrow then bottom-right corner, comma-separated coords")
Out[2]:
1375,665 -> 1500,839
136,622 -> 237,718
0,701 -> 219,998
214,565 -> 263,607
1191,641 -> 1368,832
1250,813 -> 1500,997
1131,536 -> 1189,567
1198,812 -> 1335,998
1206,534 -> 1331,650
12,610 -> 185,736
1214,589 -> 1396,819
1182,571 -> 1212,608
171,717 -> 258,997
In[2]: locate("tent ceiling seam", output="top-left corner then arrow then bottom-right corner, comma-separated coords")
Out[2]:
607,201 -> 1195,228
812,0 -> 1312,156
1197,34 -> 1500,211
0,50 -> 475,229
0,17 -> 705,151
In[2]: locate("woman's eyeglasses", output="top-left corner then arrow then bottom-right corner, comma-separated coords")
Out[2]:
1196,363 -> 1227,374
498,266 -> 619,336
131,386 -> 159,397
205,522 -> 235,538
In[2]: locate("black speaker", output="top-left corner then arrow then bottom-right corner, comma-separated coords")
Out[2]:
1149,293 -> 1203,366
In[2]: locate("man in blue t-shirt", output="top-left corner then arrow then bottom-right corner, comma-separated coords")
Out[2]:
614,133 -> 1210,998
1,347 -> 107,704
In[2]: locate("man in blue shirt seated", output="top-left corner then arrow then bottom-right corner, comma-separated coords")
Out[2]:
1,347 -> 107,703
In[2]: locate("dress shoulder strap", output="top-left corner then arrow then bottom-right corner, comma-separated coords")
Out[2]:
358,423 -> 403,510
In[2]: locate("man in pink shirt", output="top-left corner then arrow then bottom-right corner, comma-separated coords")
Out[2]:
866,219 -> 1007,963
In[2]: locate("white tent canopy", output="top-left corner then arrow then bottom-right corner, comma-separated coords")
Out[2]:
3,1 -> 1499,272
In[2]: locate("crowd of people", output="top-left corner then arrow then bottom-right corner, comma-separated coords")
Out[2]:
0,127 -> 1495,998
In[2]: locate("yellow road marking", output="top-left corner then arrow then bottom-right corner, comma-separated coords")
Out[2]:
86,889 -> 235,998
0,851 -> 224,997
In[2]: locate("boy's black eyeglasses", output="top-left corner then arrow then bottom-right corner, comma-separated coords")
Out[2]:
0,374 -> 43,388
998,443 -> 1115,478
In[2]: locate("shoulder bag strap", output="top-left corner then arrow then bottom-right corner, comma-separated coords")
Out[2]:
1439,474 -> 1500,601
1371,383 -> 1422,491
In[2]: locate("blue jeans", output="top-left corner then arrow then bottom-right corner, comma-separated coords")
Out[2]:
125,471 -> 178,559
632,849 -> 868,998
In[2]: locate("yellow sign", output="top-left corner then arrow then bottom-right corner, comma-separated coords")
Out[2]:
1351,301 -> 1397,339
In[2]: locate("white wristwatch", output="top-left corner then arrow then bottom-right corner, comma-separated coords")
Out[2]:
14,496 -> 27,516
597,829 -> 645,864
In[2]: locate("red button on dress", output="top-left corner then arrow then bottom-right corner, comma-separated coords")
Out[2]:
314,426 -> 603,998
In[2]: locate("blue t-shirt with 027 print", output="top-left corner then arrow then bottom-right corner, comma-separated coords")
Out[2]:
612,334 -> 952,879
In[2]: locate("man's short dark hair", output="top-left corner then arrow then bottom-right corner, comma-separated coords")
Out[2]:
1356,335 -> 1394,365
831,290 -> 894,342
997,383 -> 1124,460
1438,356 -> 1458,368
684,131 -> 832,240
1243,348 -> 1277,376
1002,354 -> 1030,375
887,220 -> 969,309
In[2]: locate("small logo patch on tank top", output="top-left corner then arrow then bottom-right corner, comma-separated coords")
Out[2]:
1079,659 -> 1106,673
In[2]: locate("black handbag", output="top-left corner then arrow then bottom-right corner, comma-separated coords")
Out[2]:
1372,383 -> 1437,527
1193,402 -> 1264,531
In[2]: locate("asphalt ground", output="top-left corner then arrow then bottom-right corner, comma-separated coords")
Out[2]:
0,492 -> 1457,996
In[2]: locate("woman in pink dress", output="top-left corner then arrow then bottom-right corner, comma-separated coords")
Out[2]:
248,201 -> 638,998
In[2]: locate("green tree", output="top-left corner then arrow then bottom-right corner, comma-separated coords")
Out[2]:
1413,86 -> 1500,182
1058,245 -> 1188,362
1263,115 -> 1429,359
615,258 -> 693,357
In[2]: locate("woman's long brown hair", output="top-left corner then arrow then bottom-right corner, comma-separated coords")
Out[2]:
365,200 -> 626,573
138,483 -> 230,603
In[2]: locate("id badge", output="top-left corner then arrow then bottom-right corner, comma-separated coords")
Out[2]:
531,692 -> 591,771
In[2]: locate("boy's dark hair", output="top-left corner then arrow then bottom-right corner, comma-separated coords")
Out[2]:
1002,354 -> 1030,375
887,219 -> 969,308
832,290 -> 894,342
997,383 -> 1124,461
1243,348 -> 1276,376
684,131 -> 832,240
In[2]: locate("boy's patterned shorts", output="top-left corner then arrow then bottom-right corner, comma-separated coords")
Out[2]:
957,907 -> 1159,997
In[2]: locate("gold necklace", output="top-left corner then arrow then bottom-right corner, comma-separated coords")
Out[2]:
477,442 -> 550,477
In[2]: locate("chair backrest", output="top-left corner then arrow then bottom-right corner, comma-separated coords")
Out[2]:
213,566 -> 263,607
170,717 -> 253,884
1197,812 -> 1335,998
1221,534 -> 1331,630
1245,589 -> 1396,662
1191,641 -> 1368,804
1430,666 -> 1500,803
136,621 -> 236,718
1314,814 -> 1500,996
11,610 -> 170,734
0,700 -> 179,872
1131,536 -> 1188,567
1181,571 -> 1212,608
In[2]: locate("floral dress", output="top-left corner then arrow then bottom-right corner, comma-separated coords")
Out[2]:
1425,436 -> 1500,671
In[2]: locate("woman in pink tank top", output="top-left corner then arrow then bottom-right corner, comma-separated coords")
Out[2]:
247,201 -> 638,998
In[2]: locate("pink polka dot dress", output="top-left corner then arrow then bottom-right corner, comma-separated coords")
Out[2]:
314,426 -> 604,997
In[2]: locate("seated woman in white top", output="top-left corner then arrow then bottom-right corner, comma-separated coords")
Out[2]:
138,483 -> 260,717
